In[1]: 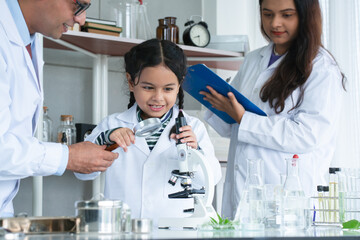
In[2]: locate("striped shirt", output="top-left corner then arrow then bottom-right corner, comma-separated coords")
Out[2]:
95,107 -> 173,151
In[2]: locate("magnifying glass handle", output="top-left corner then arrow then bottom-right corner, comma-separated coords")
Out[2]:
105,143 -> 119,151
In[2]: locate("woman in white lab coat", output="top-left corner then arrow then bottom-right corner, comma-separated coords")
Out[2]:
75,39 -> 222,222
201,0 -> 346,219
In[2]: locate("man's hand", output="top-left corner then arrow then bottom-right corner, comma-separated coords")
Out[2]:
67,141 -> 118,173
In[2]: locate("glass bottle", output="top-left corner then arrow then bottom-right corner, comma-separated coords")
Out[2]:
156,18 -> 169,41
234,158 -> 264,231
165,17 -> 179,44
282,154 -> 306,230
42,106 -> 53,142
57,115 -> 76,145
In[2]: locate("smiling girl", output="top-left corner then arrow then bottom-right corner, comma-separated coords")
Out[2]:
75,39 -> 221,222
200,0 -> 346,219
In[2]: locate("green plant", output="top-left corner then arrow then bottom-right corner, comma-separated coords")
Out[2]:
343,219 -> 360,230
209,213 -> 235,230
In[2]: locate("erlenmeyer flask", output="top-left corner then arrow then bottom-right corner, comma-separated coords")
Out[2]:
282,154 -> 307,230
234,158 -> 265,231
136,1 -> 153,40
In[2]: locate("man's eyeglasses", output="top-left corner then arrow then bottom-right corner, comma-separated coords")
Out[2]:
73,0 -> 91,16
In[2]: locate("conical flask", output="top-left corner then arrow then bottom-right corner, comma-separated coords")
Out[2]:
282,154 -> 307,230
234,158 -> 265,231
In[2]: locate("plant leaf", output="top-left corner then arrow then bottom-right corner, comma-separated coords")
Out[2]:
343,219 -> 360,229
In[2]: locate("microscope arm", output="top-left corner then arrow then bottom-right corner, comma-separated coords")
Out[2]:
186,148 -> 215,208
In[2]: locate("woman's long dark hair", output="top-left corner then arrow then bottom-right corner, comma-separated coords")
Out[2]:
124,38 -> 187,110
259,0 -> 345,114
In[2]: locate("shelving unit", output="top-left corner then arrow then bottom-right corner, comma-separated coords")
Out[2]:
34,31 -> 244,216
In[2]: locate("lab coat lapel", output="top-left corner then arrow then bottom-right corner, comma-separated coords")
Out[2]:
147,107 -> 179,159
148,118 -> 175,158
259,43 -> 285,71
2,2 -> 41,93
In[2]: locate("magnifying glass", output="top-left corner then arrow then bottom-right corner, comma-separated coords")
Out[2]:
105,118 -> 162,151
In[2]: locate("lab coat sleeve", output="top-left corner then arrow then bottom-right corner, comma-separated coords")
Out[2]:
0,43 -> 67,181
237,57 -> 344,154
203,110 -> 233,138
73,117 -> 113,181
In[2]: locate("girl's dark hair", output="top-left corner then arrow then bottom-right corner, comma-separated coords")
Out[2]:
259,0 -> 345,113
124,38 -> 187,110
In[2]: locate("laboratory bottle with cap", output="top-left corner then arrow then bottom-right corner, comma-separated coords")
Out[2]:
57,115 -> 76,145
282,154 -> 307,230
42,106 -> 53,142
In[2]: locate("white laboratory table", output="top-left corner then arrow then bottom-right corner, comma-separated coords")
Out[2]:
7,227 -> 360,240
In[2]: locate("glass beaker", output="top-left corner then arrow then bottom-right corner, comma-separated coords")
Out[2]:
234,158 -> 265,231
111,0 -> 137,38
282,155 -> 307,230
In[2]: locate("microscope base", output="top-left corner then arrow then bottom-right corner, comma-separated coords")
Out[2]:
158,206 -> 217,229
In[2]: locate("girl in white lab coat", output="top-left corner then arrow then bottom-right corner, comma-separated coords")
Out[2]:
75,39 -> 222,222
201,0 -> 346,219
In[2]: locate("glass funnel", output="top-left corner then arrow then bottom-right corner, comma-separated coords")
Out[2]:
234,158 -> 265,231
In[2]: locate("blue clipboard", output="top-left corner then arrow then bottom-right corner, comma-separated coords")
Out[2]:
182,64 -> 267,124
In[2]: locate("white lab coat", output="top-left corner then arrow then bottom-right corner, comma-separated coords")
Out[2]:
75,105 -> 222,223
204,43 -> 345,219
0,0 -> 66,216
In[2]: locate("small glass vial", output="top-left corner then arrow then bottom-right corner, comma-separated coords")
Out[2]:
164,16 -> 179,44
42,106 -> 53,142
57,115 -> 76,145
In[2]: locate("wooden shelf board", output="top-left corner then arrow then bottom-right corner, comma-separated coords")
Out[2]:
43,31 -> 243,70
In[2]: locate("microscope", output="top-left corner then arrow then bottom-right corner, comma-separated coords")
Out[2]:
158,111 -> 217,229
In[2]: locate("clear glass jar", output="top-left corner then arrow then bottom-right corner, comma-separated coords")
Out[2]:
57,115 -> 76,145
42,106 -> 53,142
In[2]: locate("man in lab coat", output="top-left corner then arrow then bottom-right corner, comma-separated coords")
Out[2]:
0,0 -> 118,217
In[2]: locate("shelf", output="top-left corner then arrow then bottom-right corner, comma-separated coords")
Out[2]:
43,31 -> 243,71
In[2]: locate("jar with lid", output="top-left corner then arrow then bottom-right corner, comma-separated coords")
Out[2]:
156,18 -> 169,41
57,115 -> 76,145
164,16 -> 179,43
42,106 -> 53,142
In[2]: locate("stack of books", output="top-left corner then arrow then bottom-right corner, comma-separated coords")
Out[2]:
81,18 -> 122,37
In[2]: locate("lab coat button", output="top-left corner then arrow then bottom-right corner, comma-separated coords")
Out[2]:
235,165 -> 239,170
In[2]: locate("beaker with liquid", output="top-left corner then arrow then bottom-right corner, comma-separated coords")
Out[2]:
234,158 -> 265,231
282,155 -> 307,230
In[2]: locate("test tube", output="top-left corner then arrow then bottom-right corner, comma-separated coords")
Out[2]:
317,185 -> 324,223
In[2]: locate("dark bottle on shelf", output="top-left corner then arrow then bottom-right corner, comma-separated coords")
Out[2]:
156,18 -> 169,41
165,16 -> 179,44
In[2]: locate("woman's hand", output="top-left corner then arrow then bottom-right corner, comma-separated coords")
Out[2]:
109,128 -> 135,152
200,86 -> 246,123
170,125 -> 198,149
